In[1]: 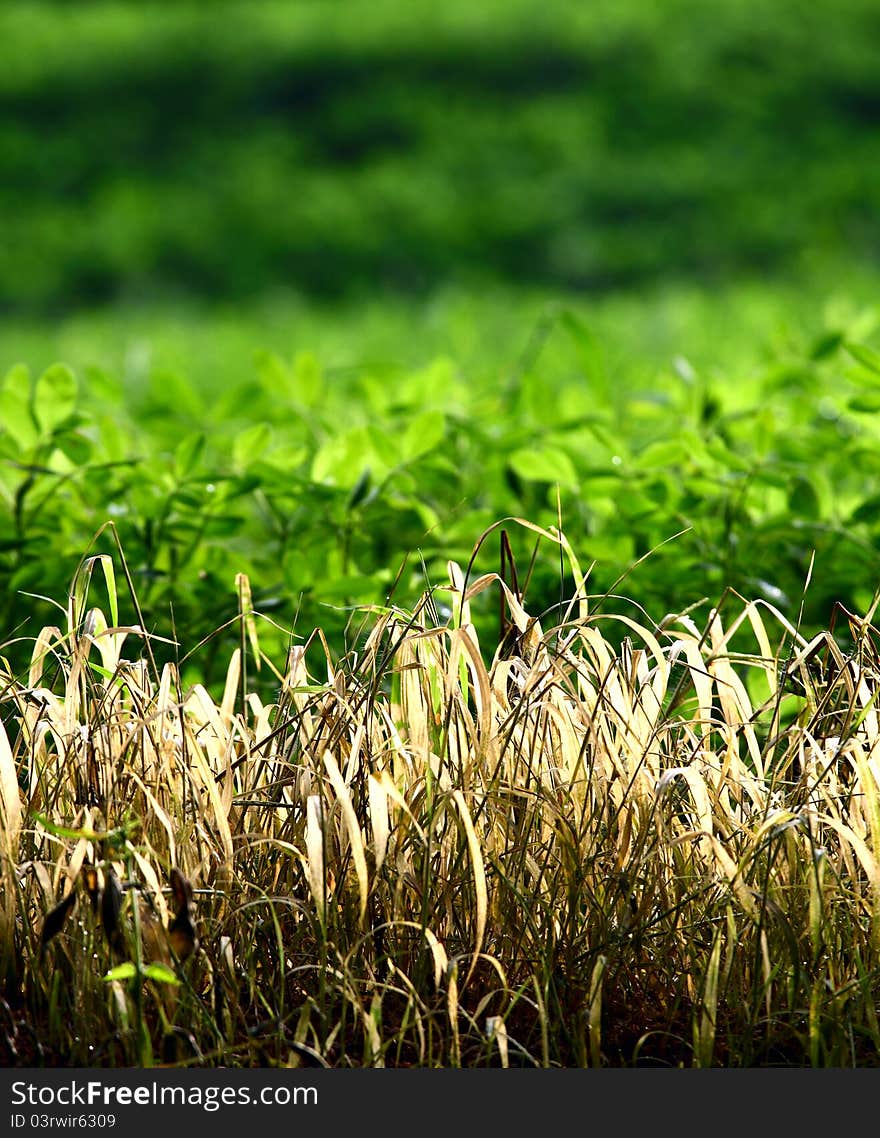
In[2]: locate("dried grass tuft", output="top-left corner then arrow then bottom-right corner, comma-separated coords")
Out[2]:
2,529 -> 880,1067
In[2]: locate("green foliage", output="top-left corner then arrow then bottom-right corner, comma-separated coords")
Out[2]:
3,302 -> 880,686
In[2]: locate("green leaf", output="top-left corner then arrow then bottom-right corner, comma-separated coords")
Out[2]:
96,413 -> 130,463
788,476 -> 820,520
846,342 -> 880,378
84,364 -> 123,403
3,361 -> 31,402
71,553 -> 120,633
615,487 -> 658,521
41,812 -> 82,837
103,962 -> 137,983
400,410 -> 445,463
33,364 -> 77,435
849,494 -> 880,525
636,439 -> 687,469
643,477 -> 672,506
174,432 -> 205,479
312,426 -> 376,489
47,447 -> 75,474
147,369 -> 203,417
201,515 -> 245,538
56,431 -> 93,466
293,351 -> 323,405
848,393 -> 880,413
99,555 -> 119,630
750,468 -> 792,489
142,962 -> 180,986
810,330 -> 844,361
559,311 -> 607,390
508,446 -> 578,486
704,439 -> 752,472
226,472 -> 263,497
346,467 -> 372,510
0,363 -> 37,451
233,422 -> 273,470
254,350 -> 292,398
33,813 -> 136,844
317,570 -> 392,603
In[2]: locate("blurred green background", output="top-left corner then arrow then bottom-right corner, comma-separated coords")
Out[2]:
2,0 -> 879,313
2,0 -> 880,680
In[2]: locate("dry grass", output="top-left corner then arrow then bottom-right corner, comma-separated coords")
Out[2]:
3,522 -> 880,1067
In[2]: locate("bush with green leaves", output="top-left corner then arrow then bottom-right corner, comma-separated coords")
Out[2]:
3,306 -> 880,689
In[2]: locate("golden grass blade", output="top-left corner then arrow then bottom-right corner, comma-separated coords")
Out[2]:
820,815 -> 880,943
368,773 -> 390,876
129,775 -> 177,867
0,716 -> 22,979
388,920 -> 449,989
450,628 -> 493,756
423,926 -> 450,990
220,648 -> 241,727
708,834 -> 758,920
130,848 -> 170,928
373,769 -> 427,845
681,767 -> 713,837
28,624 -> 65,689
323,750 -> 369,926
464,572 -> 531,634
809,846 -> 826,960
452,789 -> 487,982
236,572 -> 261,671
188,732 -> 235,869
306,794 -> 327,925
0,716 -> 22,857
65,832 -> 92,893
486,1015 -> 509,1068
671,636 -> 715,742
706,612 -> 764,776
743,601 -> 778,695
81,607 -> 126,676
446,959 -> 461,1067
